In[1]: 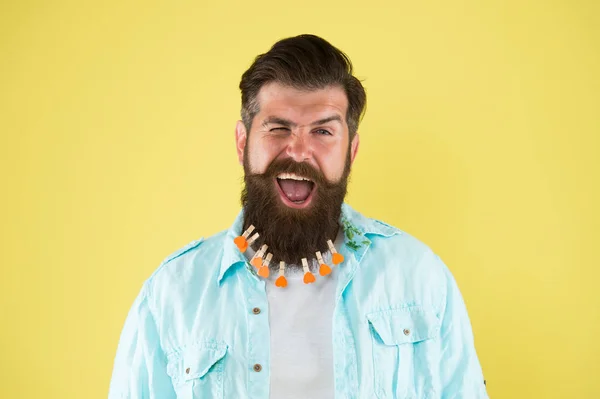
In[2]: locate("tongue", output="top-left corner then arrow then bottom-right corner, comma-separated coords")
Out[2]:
278,179 -> 313,202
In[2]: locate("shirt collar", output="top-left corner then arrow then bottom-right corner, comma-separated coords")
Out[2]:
217,202 -> 400,285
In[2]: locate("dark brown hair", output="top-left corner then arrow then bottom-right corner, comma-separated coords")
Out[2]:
239,34 -> 366,138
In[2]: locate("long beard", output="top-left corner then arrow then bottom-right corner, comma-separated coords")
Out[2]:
241,155 -> 351,268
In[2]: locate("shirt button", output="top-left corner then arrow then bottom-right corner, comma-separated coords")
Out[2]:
252,307 -> 261,315
253,363 -> 262,372
403,328 -> 411,336
185,367 -> 190,374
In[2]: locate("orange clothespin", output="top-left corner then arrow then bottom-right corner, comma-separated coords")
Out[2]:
275,261 -> 288,288
251,244 -> 268,268
302,258 -> 316,284
234,225 -> 259,253
316,251 -> 332,276
258,253 -> 272,278
327,239 -> 344,265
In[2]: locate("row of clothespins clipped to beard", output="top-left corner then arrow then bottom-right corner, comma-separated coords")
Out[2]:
234,225 -> 344,287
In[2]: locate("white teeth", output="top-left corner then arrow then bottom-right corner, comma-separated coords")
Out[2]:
277,173 -> 312,182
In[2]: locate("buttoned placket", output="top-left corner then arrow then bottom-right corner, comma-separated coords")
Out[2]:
240,261 -> 271,399
331,232 -> 372,399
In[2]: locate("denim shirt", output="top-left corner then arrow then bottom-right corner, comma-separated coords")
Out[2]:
109,203 -> 488,399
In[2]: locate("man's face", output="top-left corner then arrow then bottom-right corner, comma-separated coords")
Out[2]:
236,82 -> 359,204
235,82 -> 360,265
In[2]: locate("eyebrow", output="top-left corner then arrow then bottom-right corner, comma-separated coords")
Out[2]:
312,115 -> 343,125
263,116 -> 297,128
262,115 -> 343,128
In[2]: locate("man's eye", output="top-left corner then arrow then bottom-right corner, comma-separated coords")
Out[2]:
315,129 -> 332,136
270,127 -> 290,132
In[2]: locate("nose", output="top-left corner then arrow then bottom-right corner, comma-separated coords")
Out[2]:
286,133 -> 313,162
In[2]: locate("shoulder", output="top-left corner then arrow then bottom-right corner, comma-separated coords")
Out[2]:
143,230 -> 229,296
360,217 -> 452,312
366,217 -> 431,261
366,217 -> 449,286
342,203 -> 439,272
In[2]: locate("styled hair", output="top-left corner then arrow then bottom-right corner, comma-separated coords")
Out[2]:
239,34 -> 366,138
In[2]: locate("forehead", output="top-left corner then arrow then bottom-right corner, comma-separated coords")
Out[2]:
254,82 -> 348,124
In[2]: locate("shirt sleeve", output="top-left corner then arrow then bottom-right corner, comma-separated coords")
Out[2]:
108,284 -> 176,399
437,256 -> 489,399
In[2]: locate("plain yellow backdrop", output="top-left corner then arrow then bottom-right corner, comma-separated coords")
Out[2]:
1,0 -> 599,398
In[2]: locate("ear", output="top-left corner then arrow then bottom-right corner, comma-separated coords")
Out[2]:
349,133 -> 360,165
235,120 -> 247,165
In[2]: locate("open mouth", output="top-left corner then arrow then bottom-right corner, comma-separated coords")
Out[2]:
275,173 -> 316,209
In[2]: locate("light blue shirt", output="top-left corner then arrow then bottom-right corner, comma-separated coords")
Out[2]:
109,203 -> 488,398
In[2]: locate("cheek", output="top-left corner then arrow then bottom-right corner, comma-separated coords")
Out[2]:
316,148 -> 348,183
246,153 -> 266,175
246,140 -> 276,174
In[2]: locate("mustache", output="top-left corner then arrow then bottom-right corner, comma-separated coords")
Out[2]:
249,158 -> 329,186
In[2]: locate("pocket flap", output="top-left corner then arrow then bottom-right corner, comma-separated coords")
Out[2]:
181,345 -> 227,381
367,306 -> 440,345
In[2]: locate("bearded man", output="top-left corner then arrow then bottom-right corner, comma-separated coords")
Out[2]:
109,34 -> 488,399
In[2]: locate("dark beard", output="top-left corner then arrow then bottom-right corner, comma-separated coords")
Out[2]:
241,155 -> 351,268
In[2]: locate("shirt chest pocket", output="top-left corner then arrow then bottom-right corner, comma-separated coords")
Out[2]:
367,307 -> 440,399
167,344 -> 228,399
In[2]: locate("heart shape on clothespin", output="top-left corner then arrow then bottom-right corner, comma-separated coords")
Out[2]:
275,275 -> 288,287
303,272 -> 316,284
319,264 -> 332,276
332,252 -> 344,265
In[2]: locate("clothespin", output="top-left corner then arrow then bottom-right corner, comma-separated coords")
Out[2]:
275,261 -> 288,288
234,225 -> 259,253
327,239 -> 344,265
258,253 -> 272,278
251,244 -> 268,268
316,251 -> 332,276
302,258 -> 316,284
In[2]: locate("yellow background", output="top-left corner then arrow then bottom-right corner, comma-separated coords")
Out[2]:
1,0 -> 598,398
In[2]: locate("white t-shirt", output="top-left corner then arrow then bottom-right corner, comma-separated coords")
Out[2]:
245,231 -> 344,399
